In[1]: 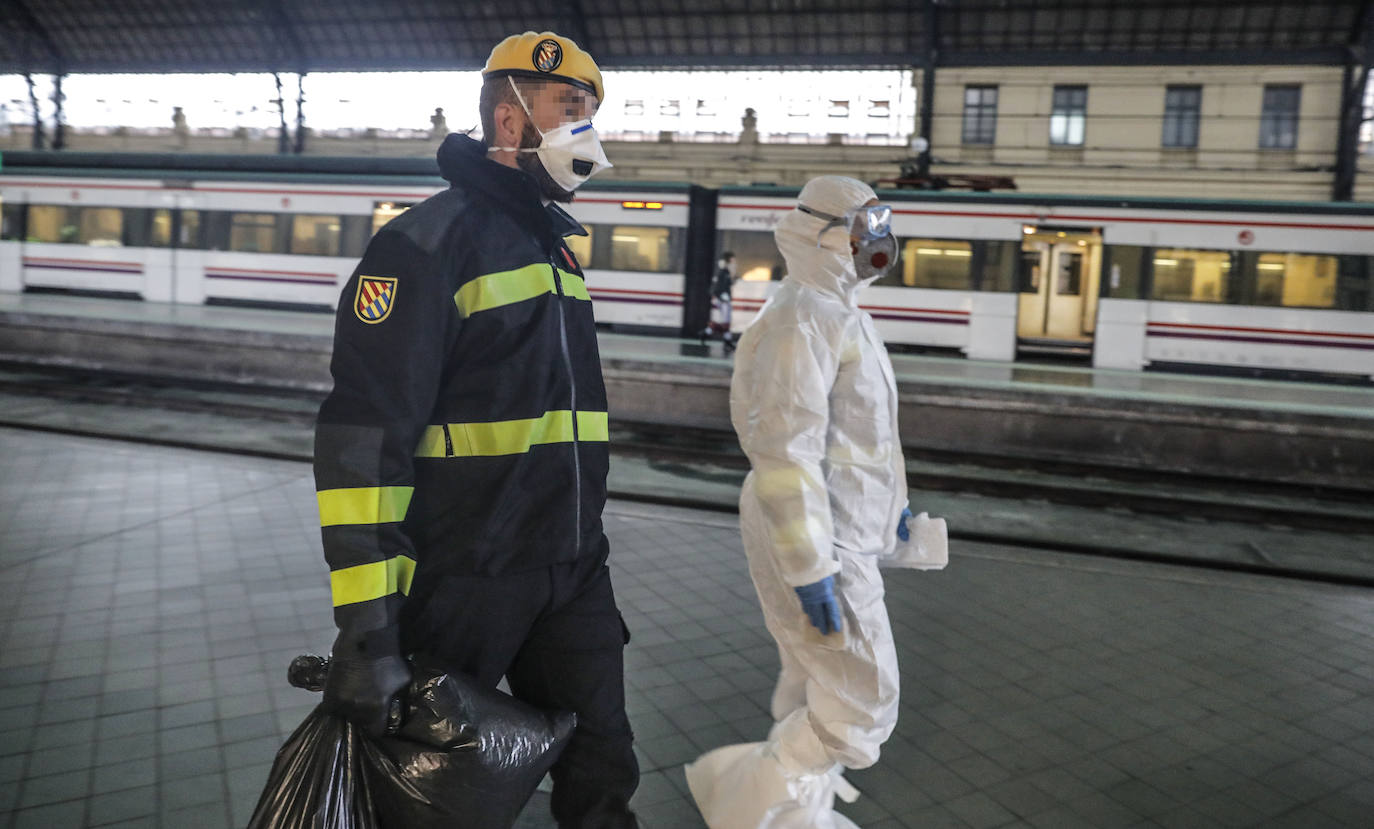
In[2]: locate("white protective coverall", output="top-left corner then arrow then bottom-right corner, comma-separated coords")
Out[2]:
686,176 -> 908,829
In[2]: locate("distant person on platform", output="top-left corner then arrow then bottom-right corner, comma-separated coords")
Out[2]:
171,106 -> 189,149
685,175 -> 947,828
311,30 -> 637,827
429,107 -> 448,139
701,250 -> 738,350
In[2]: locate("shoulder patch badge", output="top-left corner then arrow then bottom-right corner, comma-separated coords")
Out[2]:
533,39 -> 563,73
354,275 -> 397,324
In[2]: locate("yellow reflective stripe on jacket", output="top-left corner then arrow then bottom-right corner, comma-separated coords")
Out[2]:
576,410 -> 609,440
561,272 -> 590,301
330,555 -> 416,606
316,486 -> 414,527
454,264 -> 588,317
415,409 -> 609,458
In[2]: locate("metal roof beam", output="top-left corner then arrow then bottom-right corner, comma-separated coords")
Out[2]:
7,0 -> 63,72
257,0 -> 307,74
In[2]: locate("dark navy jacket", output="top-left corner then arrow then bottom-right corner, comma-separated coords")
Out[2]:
313,134 -> 608,636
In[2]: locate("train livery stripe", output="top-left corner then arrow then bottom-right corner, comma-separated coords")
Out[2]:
719,202 -> 1374,233
205,267 -> 337,286
587,287 -> 684,307
1147,324 -> 1374,351
732,297 -> 970,325
0,179 -> 438,200
869,312 -> 970,325
22,257 -> 143,274
1148,321 -> 1374,342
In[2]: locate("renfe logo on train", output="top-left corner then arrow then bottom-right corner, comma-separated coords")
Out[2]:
355,276 -> 397,323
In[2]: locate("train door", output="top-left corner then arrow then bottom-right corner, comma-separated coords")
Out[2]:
1017,228 -> 1102,344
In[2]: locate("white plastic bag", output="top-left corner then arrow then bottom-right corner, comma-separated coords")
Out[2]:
881,512 -> 948,571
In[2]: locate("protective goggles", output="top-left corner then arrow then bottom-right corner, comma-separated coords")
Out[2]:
797,203 -> 892,242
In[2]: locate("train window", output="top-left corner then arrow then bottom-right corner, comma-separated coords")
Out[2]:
229,213 -> 280,253
977,241 -> 1018,292
180,211 -> 203,248
1,202 -> 26,241
80,209 -> 123,247
25,205 -> 126,246
290,214 -> 342,256
1103,245 -> 1146,299
1057,252 -> 1083,295
150,209 -> 174,247
609,225 -> 675,272
901,240 -> 973,290
1253,252 -> 1338,308
1336,256 -> 1373,312
1151,248 -> 1232,303
339,215 -> 372,260
372,202 -> 414,236
717,230 -> 784,282
1017,247 -> 1041,293
565,228 -> 593,268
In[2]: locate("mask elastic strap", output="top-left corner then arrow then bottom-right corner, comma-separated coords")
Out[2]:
798,203 -> 849,246
486,77 -> 540,154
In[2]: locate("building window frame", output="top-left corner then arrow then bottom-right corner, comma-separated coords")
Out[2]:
1259,84 -> 1301,150
1050,85 -> 1088,147
961,85 -> 998,145
1162,85 -> 1201,149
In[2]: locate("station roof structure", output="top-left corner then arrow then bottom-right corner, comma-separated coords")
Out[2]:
1,0 -> 1371,75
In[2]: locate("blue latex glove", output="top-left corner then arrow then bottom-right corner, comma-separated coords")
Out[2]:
896,506 -> 913,542
794,576 -> 842,635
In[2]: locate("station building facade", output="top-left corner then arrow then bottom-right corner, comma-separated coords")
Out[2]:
2,63 -> 1368,203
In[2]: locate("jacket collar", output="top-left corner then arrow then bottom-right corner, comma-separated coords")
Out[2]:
547,203 -> 588,238
437,133 -> 553,241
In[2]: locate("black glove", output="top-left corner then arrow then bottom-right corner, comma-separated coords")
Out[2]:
323,625 -> 412,737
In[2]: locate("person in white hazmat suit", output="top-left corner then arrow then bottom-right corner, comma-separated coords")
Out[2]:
686,175 -> 946,828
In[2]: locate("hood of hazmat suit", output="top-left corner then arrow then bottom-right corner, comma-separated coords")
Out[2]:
730,175 -> 909,588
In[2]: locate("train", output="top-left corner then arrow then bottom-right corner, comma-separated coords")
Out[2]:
2,151 -> 1372,382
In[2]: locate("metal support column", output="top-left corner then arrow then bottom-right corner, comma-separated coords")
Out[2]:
294,73 -> 306,155
51,73 -> 66,150
916,0 -> 940,177
24,73 -> 44,150
1334,1 -> 1373,201
274,73 -> 289,155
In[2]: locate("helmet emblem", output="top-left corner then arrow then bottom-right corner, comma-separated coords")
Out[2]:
533,39 -> 563,73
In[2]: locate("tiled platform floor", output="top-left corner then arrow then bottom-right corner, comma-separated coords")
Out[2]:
2,426 -> 1374,828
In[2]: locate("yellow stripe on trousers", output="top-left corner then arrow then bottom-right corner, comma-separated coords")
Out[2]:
454,264 -> 589,317
329,555 -> 417,606
316,486 -> 414,527
415,410 -> 609,458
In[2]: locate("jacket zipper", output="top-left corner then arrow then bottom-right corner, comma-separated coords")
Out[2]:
550,256 -> 582,547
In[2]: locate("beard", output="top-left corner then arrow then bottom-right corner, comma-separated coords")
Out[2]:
516,123 -> 576,203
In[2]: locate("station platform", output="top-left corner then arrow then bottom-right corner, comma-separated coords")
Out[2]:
2,292 -> 1372,491
2,426 -> 1373,828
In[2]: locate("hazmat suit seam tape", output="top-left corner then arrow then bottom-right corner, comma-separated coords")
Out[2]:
414,409 -> 608,458
316,486 -> 414,527
454,264 -> 587,317
329,555 -> 417,606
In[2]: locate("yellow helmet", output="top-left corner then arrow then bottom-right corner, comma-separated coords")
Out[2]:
482,31 -> 604,104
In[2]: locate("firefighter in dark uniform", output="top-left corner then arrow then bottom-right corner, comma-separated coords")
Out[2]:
312,31 -> 638,827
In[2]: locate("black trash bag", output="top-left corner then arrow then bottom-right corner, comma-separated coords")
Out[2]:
247,654 -> 578,829
246,704 -> 390,829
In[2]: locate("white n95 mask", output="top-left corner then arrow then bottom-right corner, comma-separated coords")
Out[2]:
490,77 -> 612,192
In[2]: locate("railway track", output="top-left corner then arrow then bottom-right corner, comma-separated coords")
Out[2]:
5,363 -> 1374,533
3,364 -> 1374,589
